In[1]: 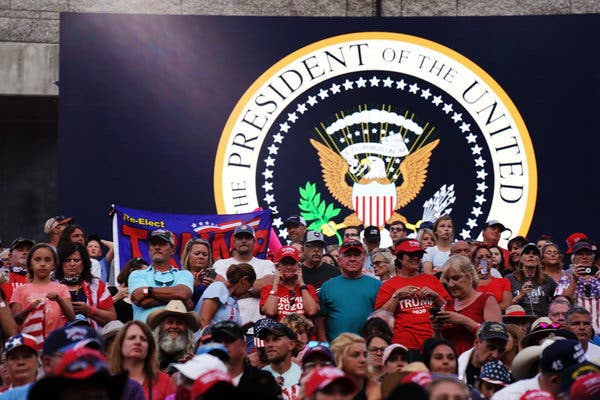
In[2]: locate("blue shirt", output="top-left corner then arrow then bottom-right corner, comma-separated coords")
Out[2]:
194,281 -> 241,325
128,265 -> 194,322
318,274 -> 382,341
0,383 -> 32,400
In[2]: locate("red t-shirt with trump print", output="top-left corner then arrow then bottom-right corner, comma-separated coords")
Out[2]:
375,274 -> 451,349
260,283 -> 318,322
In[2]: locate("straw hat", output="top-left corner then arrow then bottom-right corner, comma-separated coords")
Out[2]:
146,300 -> 201,331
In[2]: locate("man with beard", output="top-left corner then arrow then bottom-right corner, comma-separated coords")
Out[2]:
301,231 -> 340,291
147,299 -> 200,373
255,318 -> 300,400
213,225 -> 275,330
129,229 -> 194,322
0,238 -> 35,303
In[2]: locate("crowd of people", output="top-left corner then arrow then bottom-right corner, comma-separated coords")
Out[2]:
1,214 -> 600,399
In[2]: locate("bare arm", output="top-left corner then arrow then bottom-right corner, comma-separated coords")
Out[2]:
73,301 -> 117,325
101,239 -> 114,263
299,287 -> 320,317
422,261 -> 435,275
483,295 -> 503,322
315,316 -> 327,342
130,284 -> 192,308
0,300 -> 18,337
499,289 -> 512,311
199,298 -> 220,328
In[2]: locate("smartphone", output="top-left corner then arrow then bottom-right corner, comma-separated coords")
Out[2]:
205,267 -> 217,279
478,259 -> 488,275
429,307 -> 440,317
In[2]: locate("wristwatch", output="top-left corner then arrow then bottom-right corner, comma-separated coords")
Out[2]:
299,285 -> 308,291
269,290 -> 277,296
143,287 -> 153,297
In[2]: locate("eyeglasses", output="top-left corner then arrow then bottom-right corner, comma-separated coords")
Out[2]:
289,290 -> 296,307
65,258 -> 82,264
537,322 -> 560,329
154,270 -> 175,286
368,346 -> 386,354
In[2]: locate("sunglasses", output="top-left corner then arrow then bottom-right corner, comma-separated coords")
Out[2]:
537,322 -> 560,329
289,290 -> 296,307
307,341 -> 330,348
368,346 -> 387,354
154,270 -> 175,286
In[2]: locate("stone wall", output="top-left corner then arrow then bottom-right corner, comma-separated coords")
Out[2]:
1,0 -> 599,94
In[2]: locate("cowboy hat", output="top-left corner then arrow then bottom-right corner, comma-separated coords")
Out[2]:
146,300 -> 201,331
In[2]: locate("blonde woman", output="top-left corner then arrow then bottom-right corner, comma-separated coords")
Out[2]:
331,333 -> 381,400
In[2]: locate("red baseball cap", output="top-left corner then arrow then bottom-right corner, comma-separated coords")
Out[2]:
274,246 -> 299,263
519,389 -> 555,400
566,232 -> 588,254
401,371 -> 432,388
339,238 -> 365,254
394,239 -> 425,255
191,369 -> 234,398
304,366 -> 355,397
570,373 -> 600,400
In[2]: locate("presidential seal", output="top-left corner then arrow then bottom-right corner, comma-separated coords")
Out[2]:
215,32 -> 537,246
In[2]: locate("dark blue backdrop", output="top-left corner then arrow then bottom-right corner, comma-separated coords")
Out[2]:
58,13 -> 600,250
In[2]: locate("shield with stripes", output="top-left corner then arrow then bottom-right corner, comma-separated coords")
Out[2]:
352,181 -> 397,227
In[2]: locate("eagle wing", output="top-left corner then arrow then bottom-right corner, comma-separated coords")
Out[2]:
309,139 -> 353,209
395,139 -> 440,209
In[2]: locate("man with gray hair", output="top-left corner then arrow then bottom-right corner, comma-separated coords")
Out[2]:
146,300 -> 200,373
566,306 -> 600,361
547,296 -> 571,328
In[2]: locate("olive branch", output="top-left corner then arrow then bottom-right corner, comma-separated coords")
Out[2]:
298,182 -> 343,244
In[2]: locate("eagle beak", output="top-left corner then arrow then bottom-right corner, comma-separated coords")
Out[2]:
360,158 -> 369,166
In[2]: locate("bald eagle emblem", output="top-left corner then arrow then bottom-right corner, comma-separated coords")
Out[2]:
311,108 -> 439,228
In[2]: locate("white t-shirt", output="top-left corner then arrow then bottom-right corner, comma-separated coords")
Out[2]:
586,342 -> 600,363
213,257 -> 275,325
491,375 -> 540,400
422,246 -> 450,271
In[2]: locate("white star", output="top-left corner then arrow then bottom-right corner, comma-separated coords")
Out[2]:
339,137 -> 345,143
269,205 -> 279,214
471,207 -> 483,217
385,157 -> 391,162
267,145 -> 279,155
451,112 -> 463,123
262,181 -> 273,191
466,133 -> 477,143
477,169 -> 488,179
262,169 -> 273,179
279,229 -> 288,239
392,174 -> 399,180
346,133 -> 352,139
432,95 -> 443,106
477,182 -> 488,192
382,77 -> 393,87
396,80 -> 407,90
307,96 -> 318,106
475,194 -> 486,204
369,76 -> 380,86
475,157 -> 486,167
459,122 -> 471,133
467,219 -> 478,229
409,83 -> 420,94
343,79 -> 354,90
356,77 -> 367,88
394,159 -> 400,164
354,130 -> 360,136
442,103 -> 453,114
279,122 -> 290,133
363,128 -> 369,134
263,194 -> 274,204
191,223 -> 197,228
265,157 -> 275,167
471,144 -> 482,155
287,112 -> 298,123
404,137 -> 410,143
372,128 -> 378,134
272,218 -> 283,228
272,133 -> 284,144
421,88 -> 432,99
318,88 -> 329,99
296,103 -> 307,114
330,83 -> 341,94
460,229 -> 471,239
